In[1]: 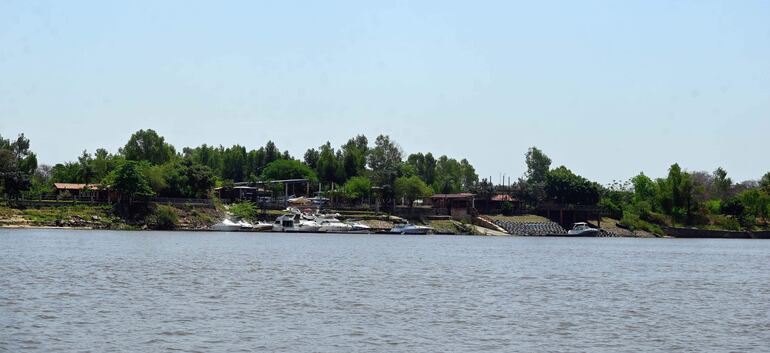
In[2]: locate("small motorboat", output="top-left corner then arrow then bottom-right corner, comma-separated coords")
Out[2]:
390,223 -> 433,235
213,219 -> 272,232
314,216 -> 353,233
567,222 -> 600,237
241,220 -> 273,232
346,221 -> 372,234
272,213 -> 321,233
212,219 -> 242,232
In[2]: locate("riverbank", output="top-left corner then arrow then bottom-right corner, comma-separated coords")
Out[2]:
0,203 -> 221,231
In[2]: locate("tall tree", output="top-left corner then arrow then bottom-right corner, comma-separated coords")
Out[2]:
120,129 -> 176,165
341,135 -> 368,180
0,133 -> 37,197
304,148 -> 320,170
264,141 -> 279,165
261,159 -> 318,182
525,147 -> 551,184
316,142 -> 341,184
545,166 -> 600,205
367,135 -> 402,187
712,167 -> 732,199
761,172 -> 770,193
106,160 -> 154,203
221,145 -> 247,181
394,175 -> 433,208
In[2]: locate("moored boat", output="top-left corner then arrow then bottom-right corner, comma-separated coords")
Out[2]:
390,223 -> 432,235
272,213 -> 321,233
567,222 -> 600,237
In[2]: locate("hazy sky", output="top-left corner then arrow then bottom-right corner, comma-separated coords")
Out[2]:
1,0 -> 768,184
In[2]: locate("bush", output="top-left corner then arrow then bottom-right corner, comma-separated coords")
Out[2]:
621,212 -> 664,235
704,199 -> 721,215
711,215 -> 741,231
146,205 -> 178,230
229,202 -> 257,221
598,198 -> 622,219
501,201 -> 514,216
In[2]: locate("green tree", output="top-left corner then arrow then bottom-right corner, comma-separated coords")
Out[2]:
304,148 -> 320,170
739,189 -> 770,224
120,129 -> 176,165
394,175 -> 433,207
459,158 -> 478,191
316,142 -> 342,184
221,145 -> 247,181
545,166 -> 600,205
631,173 -> 657,206
712,167 -> 732,199
367,135 -> 402,187
261,159 -> 318,182
343,176 -> 372,203
106,160 -> 154,203
525,147 -> 551,184
264,141 -> 280,165
0,133 -> 37,197
340,135 -> 368,179
51,162 -> 82,183
760,172 -> 770,193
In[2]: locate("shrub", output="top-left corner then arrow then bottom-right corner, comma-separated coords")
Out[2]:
501,201 -> 514,216
598,198 -> 622,219
704,199 -> 721,215
711,215 -> 741,231
229,202 -> 257,221
146,205 -> 178,230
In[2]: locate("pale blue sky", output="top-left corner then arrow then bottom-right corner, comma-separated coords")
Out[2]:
1,0 -> 768,184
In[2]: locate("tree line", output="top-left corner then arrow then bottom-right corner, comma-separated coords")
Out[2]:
0,129 -> 480,205
2,130 -> 767,231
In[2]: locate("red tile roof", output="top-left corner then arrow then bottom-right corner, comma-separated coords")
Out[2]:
431,193 -> 475,199
53,183 -> 100,190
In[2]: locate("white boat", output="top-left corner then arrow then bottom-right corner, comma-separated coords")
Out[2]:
346,221 -> 372,233
212,219 -> 241,231
272,213 -> 321,233
240,220 -> 273,232
567,222 -> 600,237
314,216 -> 353,233
213,219 -> 273,232
390,223 -> 432,235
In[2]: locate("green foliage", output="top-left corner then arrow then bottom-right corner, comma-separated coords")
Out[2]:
221,145 -> 247,181
501,201 -> 514,216
525,146 -> 551,184
394,175 -> 433,207
367,135 -> 402,186
720,197 -> 744,216
261,159 -> 318,182
631,173 -> 657,206
229,201 -> 257,221
0,133 -> 37,197
316,142 -> 343,184
340,135 -> 369,179
620,212 -> 664,235
704,199 -> 721,215
711,167 -> 732,199
145,205 -> 178,230
120,129 -> 176,165
342,176 -> 372,201
760,172 -> 770,193
710,215 -> 741,231
105,160 -> 154,201
545,166 -> 600,205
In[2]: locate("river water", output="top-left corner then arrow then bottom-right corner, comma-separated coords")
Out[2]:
1,229 -> 768,352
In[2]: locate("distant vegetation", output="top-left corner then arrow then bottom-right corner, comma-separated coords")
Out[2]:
1,130 -> 768,232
